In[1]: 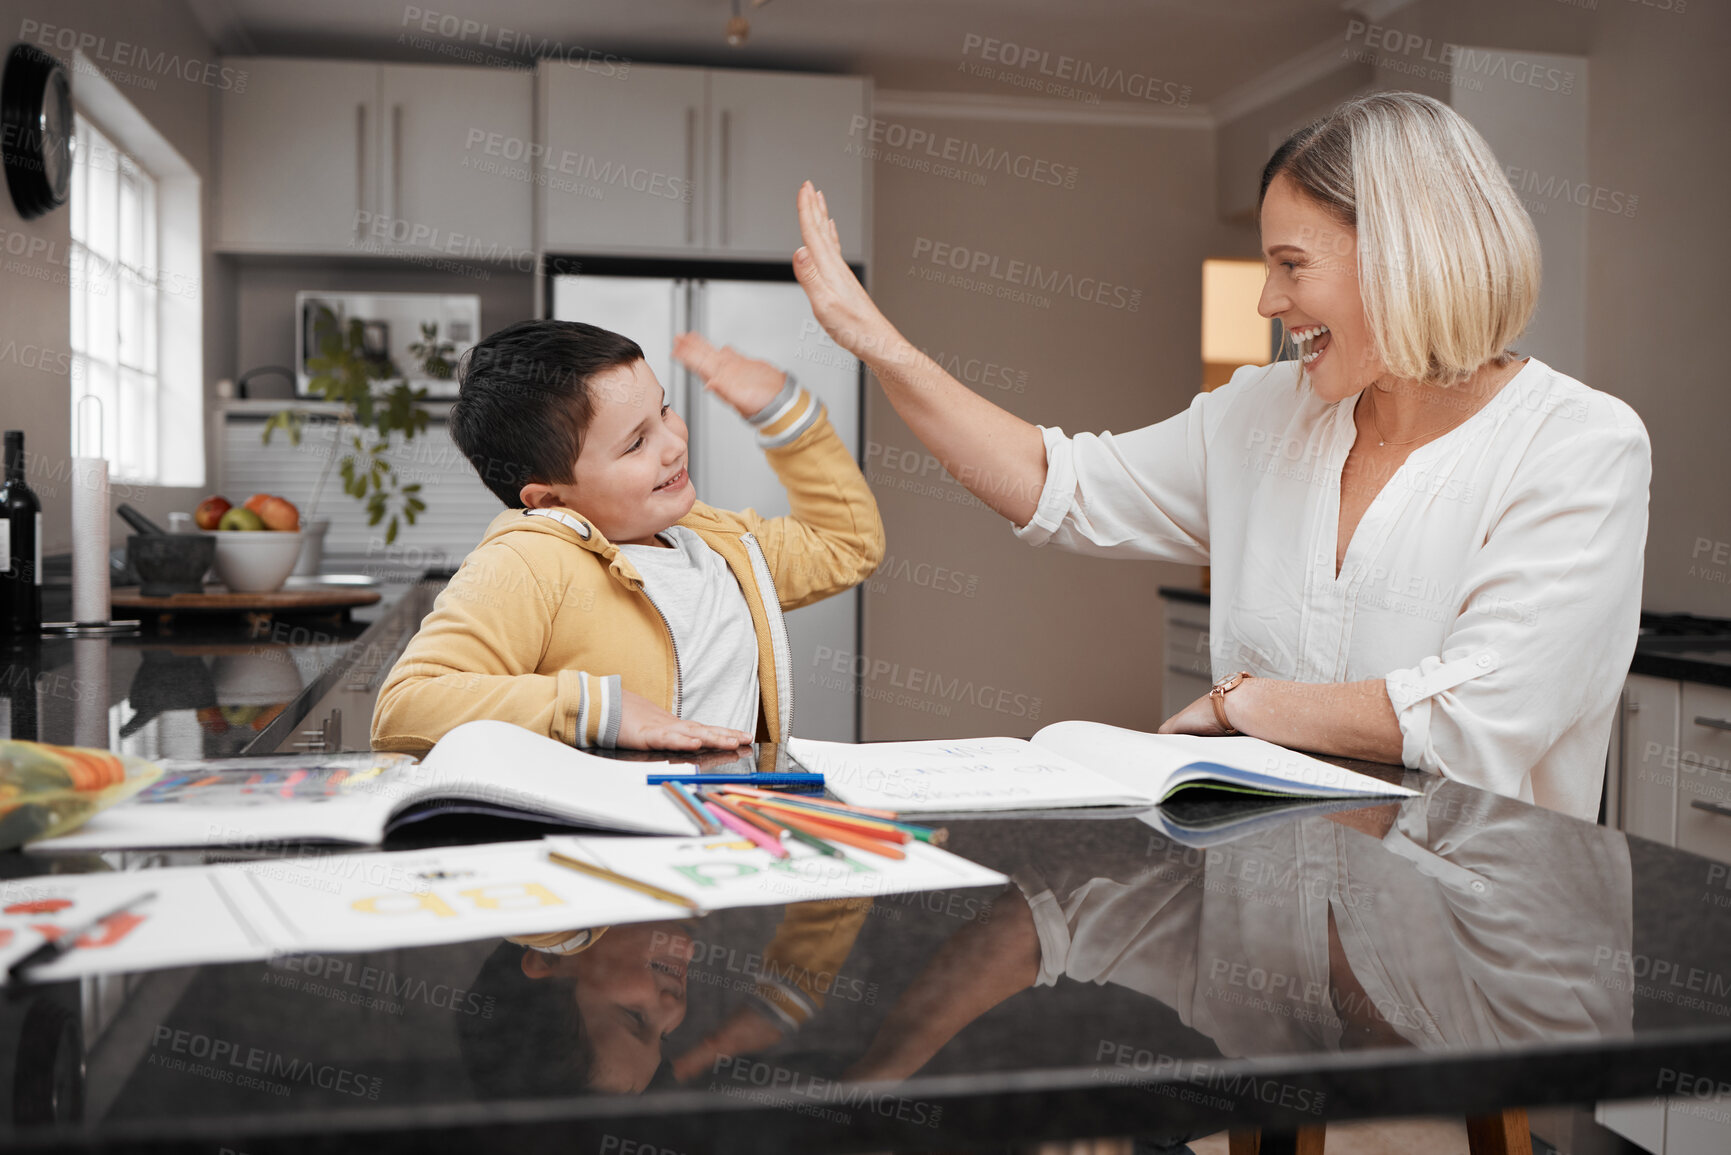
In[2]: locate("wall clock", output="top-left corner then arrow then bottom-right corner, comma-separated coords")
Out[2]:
1,44 -> 73,220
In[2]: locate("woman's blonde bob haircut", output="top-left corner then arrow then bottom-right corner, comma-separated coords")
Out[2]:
1259,91 -> 1541,386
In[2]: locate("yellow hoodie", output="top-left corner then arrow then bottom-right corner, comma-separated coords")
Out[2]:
370,386 -> 883,755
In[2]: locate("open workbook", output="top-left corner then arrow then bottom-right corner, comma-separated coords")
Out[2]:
32,720 -> 696,851
789,720 -> 1417,816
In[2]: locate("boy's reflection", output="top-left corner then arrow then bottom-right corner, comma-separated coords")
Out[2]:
457,898 -> 868,1096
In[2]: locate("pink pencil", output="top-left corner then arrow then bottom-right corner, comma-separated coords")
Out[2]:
703,800 -> 788,859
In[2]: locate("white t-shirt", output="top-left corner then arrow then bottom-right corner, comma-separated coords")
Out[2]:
619,526 -> 760,733
1015,357 -> 1651,820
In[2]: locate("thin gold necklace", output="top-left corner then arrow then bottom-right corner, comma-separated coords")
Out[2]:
1364,389 -> 1475,448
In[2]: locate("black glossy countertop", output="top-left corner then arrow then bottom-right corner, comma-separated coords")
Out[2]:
1,570 -> 440,760
1,760 -> 1728,1153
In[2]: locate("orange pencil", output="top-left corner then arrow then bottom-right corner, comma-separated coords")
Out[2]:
735,796 -> 912,844
716,784 -> 902,821
738,803 -> 906,860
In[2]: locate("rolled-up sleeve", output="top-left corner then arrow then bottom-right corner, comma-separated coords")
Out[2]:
1384,419 -> 1651,812
1012,388 -> 1215,564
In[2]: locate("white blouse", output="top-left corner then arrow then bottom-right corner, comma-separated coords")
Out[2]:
1016,357 -> 1651,820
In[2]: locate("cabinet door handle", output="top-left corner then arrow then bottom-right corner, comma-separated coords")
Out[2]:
392,104 -> 403,225
1690,798 -> 1731,819
1694,716 -> 1731,732
354,104 -> 367,238
718,108 -> 730,247
684,106 -> 696,245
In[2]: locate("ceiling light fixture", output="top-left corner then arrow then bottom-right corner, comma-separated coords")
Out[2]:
725,0 -> 749,47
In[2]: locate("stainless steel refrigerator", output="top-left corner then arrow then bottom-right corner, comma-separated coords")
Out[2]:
550,271 -> 862,741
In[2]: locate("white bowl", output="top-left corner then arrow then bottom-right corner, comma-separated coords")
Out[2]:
206,530 -> 304,593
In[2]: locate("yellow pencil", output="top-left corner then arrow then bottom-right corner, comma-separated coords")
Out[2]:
547,850 -> 707,916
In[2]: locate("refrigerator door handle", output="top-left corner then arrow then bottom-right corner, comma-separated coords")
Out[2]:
684,107 -> 697,246
718,110 -> 731,247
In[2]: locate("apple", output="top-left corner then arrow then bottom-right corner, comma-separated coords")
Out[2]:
194,495 -> 232,531
244,493 -> 300,531
219,506 -> 266,531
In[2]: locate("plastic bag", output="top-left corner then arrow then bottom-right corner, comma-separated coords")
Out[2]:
0,741 -> 161,850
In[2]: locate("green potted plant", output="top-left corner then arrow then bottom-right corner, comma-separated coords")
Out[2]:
261,311 -> 449,568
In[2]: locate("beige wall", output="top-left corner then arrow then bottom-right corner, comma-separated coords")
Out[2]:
1365,0 -> 1729,613
0,0 -> 230,549
857,116 -> 1256,739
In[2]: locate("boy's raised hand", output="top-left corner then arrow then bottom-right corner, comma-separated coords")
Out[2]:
618,687 -> 752,751
673,331 -> 788,419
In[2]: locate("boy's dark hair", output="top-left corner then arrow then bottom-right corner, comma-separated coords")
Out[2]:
455,940 -> 678,1098
450,320 -> 645,508
455,941 -> 596,1097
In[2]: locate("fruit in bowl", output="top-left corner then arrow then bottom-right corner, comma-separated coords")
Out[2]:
218,506 -> 265,532
194,495 -> 231,530
244,493 -> 301,531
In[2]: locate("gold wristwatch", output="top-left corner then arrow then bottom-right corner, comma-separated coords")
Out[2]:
1210,671 -> 1253,734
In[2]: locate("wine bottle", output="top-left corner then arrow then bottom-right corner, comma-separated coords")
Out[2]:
1,430 -> 43,637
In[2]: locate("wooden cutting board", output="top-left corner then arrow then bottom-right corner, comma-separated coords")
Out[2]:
110,585 -> 382,611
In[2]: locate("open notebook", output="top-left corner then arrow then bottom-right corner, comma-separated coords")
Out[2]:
32,720 -> 695,851
790,720 -> 1416,815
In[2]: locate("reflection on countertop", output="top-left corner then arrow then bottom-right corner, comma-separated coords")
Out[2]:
0,573 -> 444,760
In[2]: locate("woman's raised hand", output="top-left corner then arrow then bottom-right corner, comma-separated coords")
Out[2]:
793,181 -> 898,360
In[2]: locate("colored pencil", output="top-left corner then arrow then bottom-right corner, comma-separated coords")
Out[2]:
717,783 -> 901,820
733,796 -> 912,844
704,791 -> 788,840
742,794 -> 947,845
739,795 -> 950,846
662,781 -> 721,835
547,851 -> 706,915
702,801 -> 789,859
742,804 -> 906,860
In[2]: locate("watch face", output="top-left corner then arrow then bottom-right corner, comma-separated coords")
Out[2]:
39,68 -> 72,203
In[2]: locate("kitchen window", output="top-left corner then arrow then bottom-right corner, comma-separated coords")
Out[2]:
70,113 -> 159,480
68,57 -> 204,487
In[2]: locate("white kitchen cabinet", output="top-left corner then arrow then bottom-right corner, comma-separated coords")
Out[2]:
537,63 -> 867,260
1601,675 -> 1731,1155
537,64 -> 707,255
218,59 -> 532,256
217,59 -> 380,252
1675,682 -> 1731,864
1619,674 -> 1684,847
705,70 -> 866,259
1161,594 -> 1213,723
377,65 -> 533,257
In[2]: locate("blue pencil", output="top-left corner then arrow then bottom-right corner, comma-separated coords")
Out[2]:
646,772 -> 825,786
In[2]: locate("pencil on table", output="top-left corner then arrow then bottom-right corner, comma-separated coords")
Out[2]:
718,784 -> 902,820
702,800 -> 789,859
703,791 -> 843,859
662,780 -> 720,834
732,796 -> 912,844
547,850 -> 706,915
741,803 -> 906,860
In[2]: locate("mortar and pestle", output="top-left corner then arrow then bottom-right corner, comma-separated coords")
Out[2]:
118,505 -> 215,597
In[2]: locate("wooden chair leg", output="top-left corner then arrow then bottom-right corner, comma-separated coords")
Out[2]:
1227,1127 -> 1326,1155
1465,1108 -> 1533,1155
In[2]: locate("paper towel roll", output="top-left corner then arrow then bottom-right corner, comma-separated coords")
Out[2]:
71,456 -> 110,625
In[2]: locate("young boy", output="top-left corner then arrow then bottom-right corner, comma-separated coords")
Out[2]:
370,320 -> 883,753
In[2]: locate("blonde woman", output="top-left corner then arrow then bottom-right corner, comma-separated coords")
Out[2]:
791,91 -> 1650,820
